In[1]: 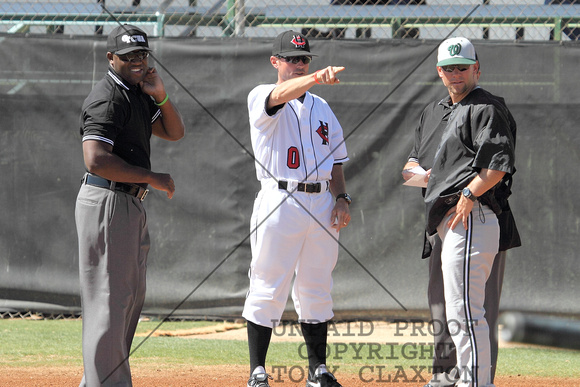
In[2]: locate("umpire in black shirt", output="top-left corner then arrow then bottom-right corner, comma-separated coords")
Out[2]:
76,24 -> 184,386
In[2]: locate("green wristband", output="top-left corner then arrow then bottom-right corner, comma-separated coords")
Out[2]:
155,93 -> 169,106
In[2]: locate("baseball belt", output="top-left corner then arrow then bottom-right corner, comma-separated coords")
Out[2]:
278,180 -> 322,193
82,173 -> 149,202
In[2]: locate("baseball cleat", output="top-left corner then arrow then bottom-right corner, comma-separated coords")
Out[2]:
306,371 -> 342,387
247,373 -> 272,387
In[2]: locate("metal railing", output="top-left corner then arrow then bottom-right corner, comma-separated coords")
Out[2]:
1,1 -> 579,41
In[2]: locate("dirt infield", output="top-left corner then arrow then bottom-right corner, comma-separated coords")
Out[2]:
2,365 -> 577,387
3,321 -> 578,386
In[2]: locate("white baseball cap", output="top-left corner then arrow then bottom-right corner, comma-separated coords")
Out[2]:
436,37 -> 477,67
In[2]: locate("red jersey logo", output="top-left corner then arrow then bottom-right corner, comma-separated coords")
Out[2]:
316,121 -> 329,145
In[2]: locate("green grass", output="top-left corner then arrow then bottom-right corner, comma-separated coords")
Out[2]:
1,319 -> 579,380
497,347 -> 580,378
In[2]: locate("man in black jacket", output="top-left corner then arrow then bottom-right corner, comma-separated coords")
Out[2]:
403,36 -> 520,387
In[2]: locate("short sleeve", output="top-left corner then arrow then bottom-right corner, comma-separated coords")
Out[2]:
472,105 -> 516,175
81,98 -> 127,146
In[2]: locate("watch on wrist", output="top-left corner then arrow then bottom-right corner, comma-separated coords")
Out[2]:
462,187 -> 478,202
336,193 -> 352,205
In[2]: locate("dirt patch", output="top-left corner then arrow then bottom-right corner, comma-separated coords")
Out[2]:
138,321 -> 246,338
138,320 -> 530,348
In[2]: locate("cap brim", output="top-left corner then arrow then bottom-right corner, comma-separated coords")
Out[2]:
437,58 -> 476,67
115,46 -> 152,55
276,50 -> 317,57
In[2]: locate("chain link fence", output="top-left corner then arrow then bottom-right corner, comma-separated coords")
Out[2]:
0,310 -> 81,320
0,310 -> 203,321
1,0 -> 579,40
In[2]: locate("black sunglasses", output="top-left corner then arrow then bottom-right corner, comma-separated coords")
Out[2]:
278,55 -> 312,65
117,51 -> 150,63
442,64 -> 471,73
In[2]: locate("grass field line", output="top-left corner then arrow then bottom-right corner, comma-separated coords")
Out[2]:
1,319 -> 580,379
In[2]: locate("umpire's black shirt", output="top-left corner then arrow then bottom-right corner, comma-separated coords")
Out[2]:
80,67 -> 160,172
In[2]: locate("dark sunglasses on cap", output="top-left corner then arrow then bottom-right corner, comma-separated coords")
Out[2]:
117,51 -> 150,63
441,64 -> 471,73
277,55 -> 312,65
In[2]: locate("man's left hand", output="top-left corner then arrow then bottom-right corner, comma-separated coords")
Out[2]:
447,196 -> 474,230
331,199 -> 350,232
140,67 -> 166,102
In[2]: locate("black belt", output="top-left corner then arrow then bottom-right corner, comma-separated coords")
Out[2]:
82,174 -> 149,202
278,180 -> 322,193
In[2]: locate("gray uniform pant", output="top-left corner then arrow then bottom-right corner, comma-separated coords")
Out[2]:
428,206 -> 503,387
76,183 -> 149,387
427,237 -> 506,386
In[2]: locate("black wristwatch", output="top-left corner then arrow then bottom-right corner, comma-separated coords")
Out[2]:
461,187 -> 478,202
336,193 -> 352,205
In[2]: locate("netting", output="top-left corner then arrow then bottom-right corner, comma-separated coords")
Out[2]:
1,0 -> 579,40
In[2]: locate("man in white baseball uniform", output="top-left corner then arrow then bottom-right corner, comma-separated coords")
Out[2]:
243,30 -> 351,387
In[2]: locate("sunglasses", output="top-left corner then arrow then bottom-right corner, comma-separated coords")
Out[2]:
278,55 -> 312,65
117,51 -> 150,63
441,64 -> 471,73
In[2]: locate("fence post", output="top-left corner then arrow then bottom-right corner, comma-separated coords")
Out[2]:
234,0 -> 245,37
223,0 -> 235,37
392,19 -> 404,38
553,17 -> 563,40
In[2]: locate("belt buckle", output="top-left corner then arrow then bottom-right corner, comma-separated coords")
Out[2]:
139,189 -> 149,202
306,183 -> 320,193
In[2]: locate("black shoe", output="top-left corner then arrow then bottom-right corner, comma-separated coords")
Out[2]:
306,371 -> 342,387
247,373 -> 272,387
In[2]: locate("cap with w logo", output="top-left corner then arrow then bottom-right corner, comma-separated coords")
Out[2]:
272,30 -> 317,57
436,37 -> 477,67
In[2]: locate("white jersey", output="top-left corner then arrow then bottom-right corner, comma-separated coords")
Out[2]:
248,84 -> 348,183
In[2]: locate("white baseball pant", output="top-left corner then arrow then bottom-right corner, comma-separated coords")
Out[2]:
243,179 -> 339,328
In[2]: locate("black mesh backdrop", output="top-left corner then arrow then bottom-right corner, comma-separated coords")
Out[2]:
0,35 -> 578,318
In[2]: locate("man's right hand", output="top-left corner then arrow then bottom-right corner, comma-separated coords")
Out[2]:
402,161 -> 420,181
402,168 -> 415,181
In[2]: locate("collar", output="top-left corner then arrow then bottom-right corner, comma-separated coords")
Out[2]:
438,96 -> 453,108
107,67 -> 138,92
438,85 -> 482,108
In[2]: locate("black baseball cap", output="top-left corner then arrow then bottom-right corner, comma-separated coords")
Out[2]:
107,24 -> 152,55
272,30 -> 316,57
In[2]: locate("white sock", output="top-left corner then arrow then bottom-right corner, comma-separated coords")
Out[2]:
252,366 -> 266,375
316,364 -> 328,376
